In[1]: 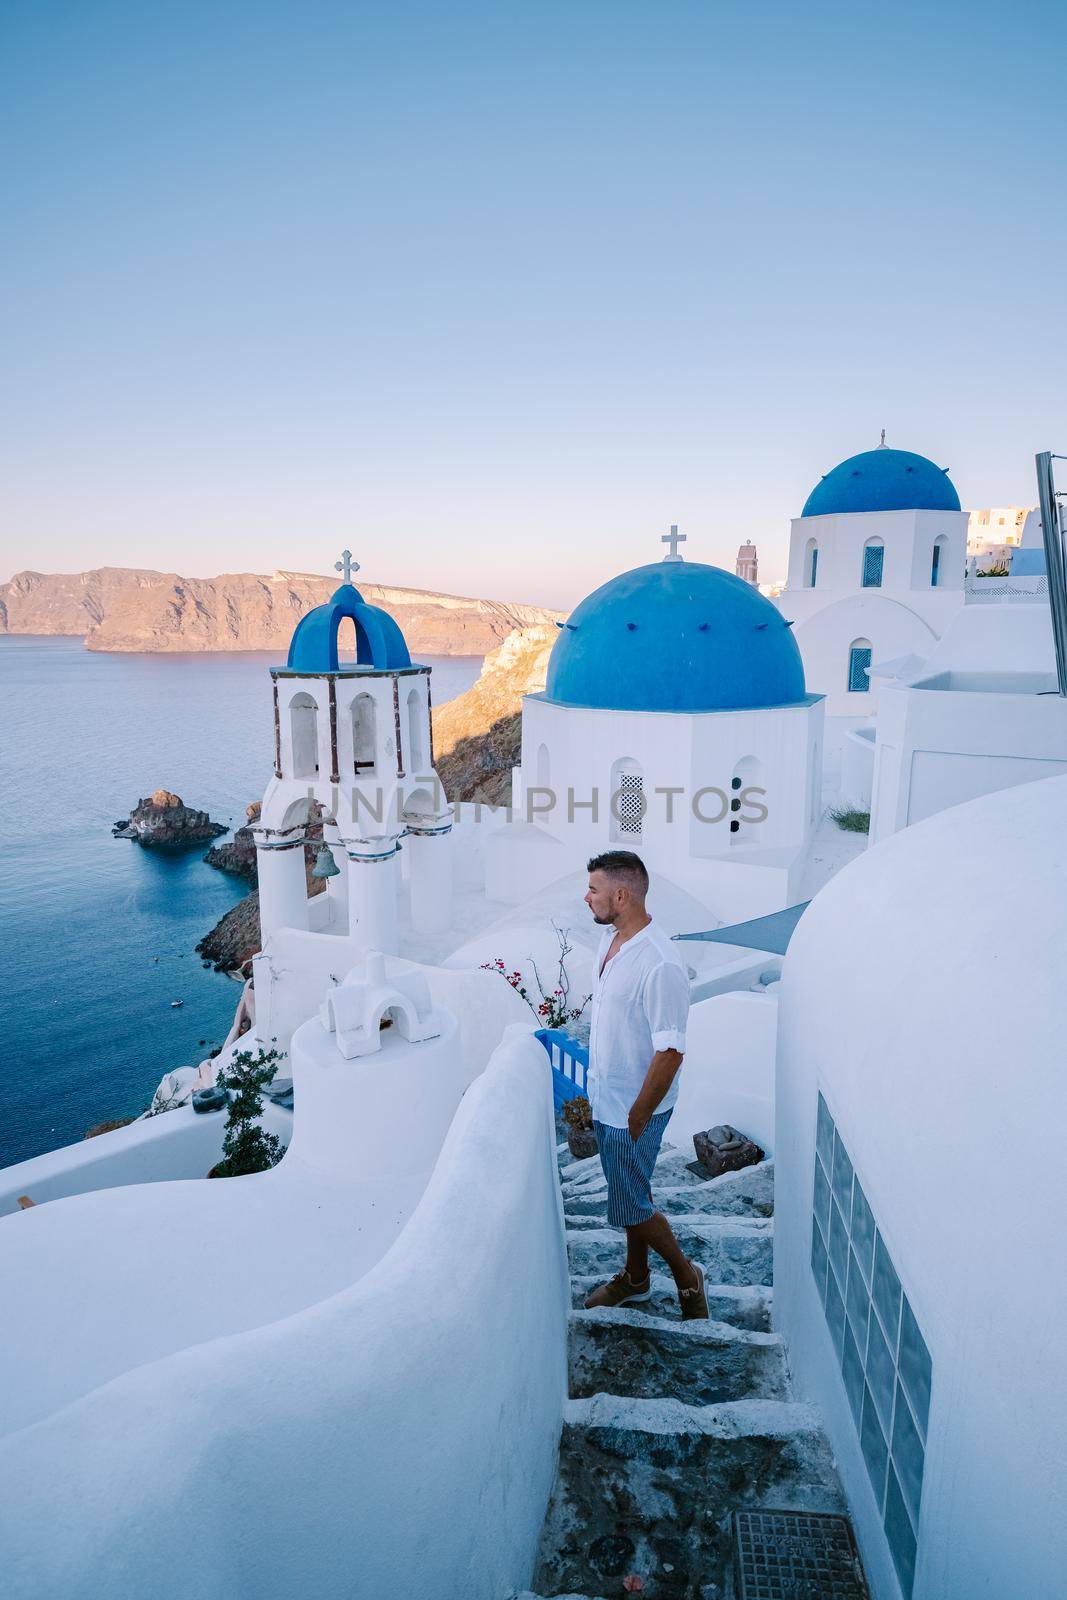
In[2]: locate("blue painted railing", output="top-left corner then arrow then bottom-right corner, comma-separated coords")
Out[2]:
535,1028 -> 590,1110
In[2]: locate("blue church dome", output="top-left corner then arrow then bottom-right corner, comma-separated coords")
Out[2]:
544,560 -> 807,714
286,583 -> 412,673
802,446 -> 960,518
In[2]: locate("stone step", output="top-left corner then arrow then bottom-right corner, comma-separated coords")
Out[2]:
563,1164 -> 774,1222
568,1306 -> 788,1407
510,1592 -> 607,1600
532,1395 -> 844,1600
566,1219 -> 773,1289
569,1274 -> 772,1332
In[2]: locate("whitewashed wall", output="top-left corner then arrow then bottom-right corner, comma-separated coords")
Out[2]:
775,775 -> 1067,1600
671,989 -> 779,1156
0,1024 -> 568,1600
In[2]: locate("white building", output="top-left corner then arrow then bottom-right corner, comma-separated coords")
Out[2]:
779,440 -> 968,723
487,529 -> 825,922
966,504 -> 1031,558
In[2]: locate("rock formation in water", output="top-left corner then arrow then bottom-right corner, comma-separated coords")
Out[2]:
0,566 -> 563,655
203,801 -> 261,881
113,790 -> 227,847
433,624 -> 557,805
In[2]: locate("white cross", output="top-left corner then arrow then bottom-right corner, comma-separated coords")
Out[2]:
661,524 -> 686,562
335,549 -> 360,584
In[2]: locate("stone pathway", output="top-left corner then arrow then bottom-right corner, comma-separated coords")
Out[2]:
511,1132 -> 845,1600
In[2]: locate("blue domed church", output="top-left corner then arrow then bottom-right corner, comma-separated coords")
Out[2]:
486,530 -> 826,922
779,435 -> 969,722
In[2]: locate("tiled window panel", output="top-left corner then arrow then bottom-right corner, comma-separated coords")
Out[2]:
811,1093 -> 932,1598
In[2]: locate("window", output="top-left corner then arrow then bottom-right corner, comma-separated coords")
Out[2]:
729,757 -> 764,844
862,541 -> 884,588
610,758 -> 644,840
289,693 -> 320,779
351,693 -> 376,774
805,538 -> 819,588
848,641 -> 872,693
812,1094 -> 930,1599
931,538 -> 946,588
406,687 -> 425,775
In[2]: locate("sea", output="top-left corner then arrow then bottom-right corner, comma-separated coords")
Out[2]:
0,637 -> 482,1169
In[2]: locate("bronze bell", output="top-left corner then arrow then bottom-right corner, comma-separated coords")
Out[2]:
311,843 -> 340,879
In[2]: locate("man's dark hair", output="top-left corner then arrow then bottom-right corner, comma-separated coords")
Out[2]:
587,850 -> 649,897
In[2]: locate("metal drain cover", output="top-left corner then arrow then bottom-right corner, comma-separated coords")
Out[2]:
733,1509 -> 870,1599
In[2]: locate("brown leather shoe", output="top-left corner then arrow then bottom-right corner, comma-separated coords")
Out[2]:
678,1261 -> 709,1320
583,1269 -> 652,1309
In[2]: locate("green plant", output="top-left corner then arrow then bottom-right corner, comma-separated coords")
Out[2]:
209,1044 -> 288,1178
829,805 -> 871,834
976,563 -> 1009,577
562,1094 -> 593,1131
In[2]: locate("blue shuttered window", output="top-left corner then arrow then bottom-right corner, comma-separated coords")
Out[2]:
848,645 -> 872,692
862,544 -> 884,587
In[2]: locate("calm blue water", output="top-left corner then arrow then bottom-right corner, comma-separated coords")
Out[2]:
0,638 -> 481,1168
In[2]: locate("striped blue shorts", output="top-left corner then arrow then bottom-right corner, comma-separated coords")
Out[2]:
593,1111 -> 673,1229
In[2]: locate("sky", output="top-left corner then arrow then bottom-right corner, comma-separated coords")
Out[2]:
1,0 -> 1064,610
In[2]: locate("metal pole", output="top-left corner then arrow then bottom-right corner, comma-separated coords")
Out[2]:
1035,452 -> 1067,697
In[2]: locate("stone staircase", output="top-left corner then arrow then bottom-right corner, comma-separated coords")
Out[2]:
512,1132 -> 845,1600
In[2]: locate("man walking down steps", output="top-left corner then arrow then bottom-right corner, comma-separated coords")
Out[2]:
581,850 -> 709,1320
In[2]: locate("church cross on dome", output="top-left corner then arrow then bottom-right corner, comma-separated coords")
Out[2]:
335,549 -> 360,584
661,524 -> 686,562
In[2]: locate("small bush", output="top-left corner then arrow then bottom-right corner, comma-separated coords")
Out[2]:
209,1044 -> 288,1178
829,805 -> 870,834
976,563 -> 1010,577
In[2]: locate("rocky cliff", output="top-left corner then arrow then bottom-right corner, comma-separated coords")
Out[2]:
433,624 -> 557,805
0,566 -> 563,656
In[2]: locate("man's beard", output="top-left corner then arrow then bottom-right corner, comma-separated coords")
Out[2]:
591,910 -> 617,925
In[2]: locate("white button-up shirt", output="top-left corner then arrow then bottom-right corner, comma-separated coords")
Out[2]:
586,920 -> 690,1129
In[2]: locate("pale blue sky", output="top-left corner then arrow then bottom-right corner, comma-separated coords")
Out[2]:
2,0 -> 1064,608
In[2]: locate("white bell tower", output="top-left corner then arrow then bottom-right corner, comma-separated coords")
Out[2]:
253,550 -> 453,953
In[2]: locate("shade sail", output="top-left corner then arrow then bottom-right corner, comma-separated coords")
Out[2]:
672,901 -> 811,957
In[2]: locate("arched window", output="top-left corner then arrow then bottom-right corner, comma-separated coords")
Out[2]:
931,536 -> 946,587
406,687 -> 425,775
336,616 -> 358,662
289,692 -> 320,778
805,538 -> 819,588
729,755 -> 765,845
861,539 -> 884,588
351,692 -> 376,774
847,638 -> 873,693
535,742 -> 551,791
610,756 -> 645,841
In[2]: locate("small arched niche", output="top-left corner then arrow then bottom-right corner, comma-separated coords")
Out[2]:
729,755 -> 765,845
289,692 -> 320,779
351,692 -> 376,774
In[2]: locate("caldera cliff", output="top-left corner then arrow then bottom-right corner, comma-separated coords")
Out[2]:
0,567 -> 563,655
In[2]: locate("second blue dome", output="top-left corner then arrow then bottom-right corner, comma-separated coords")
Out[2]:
802,447 -> 960,518
544,561 -> 807,714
